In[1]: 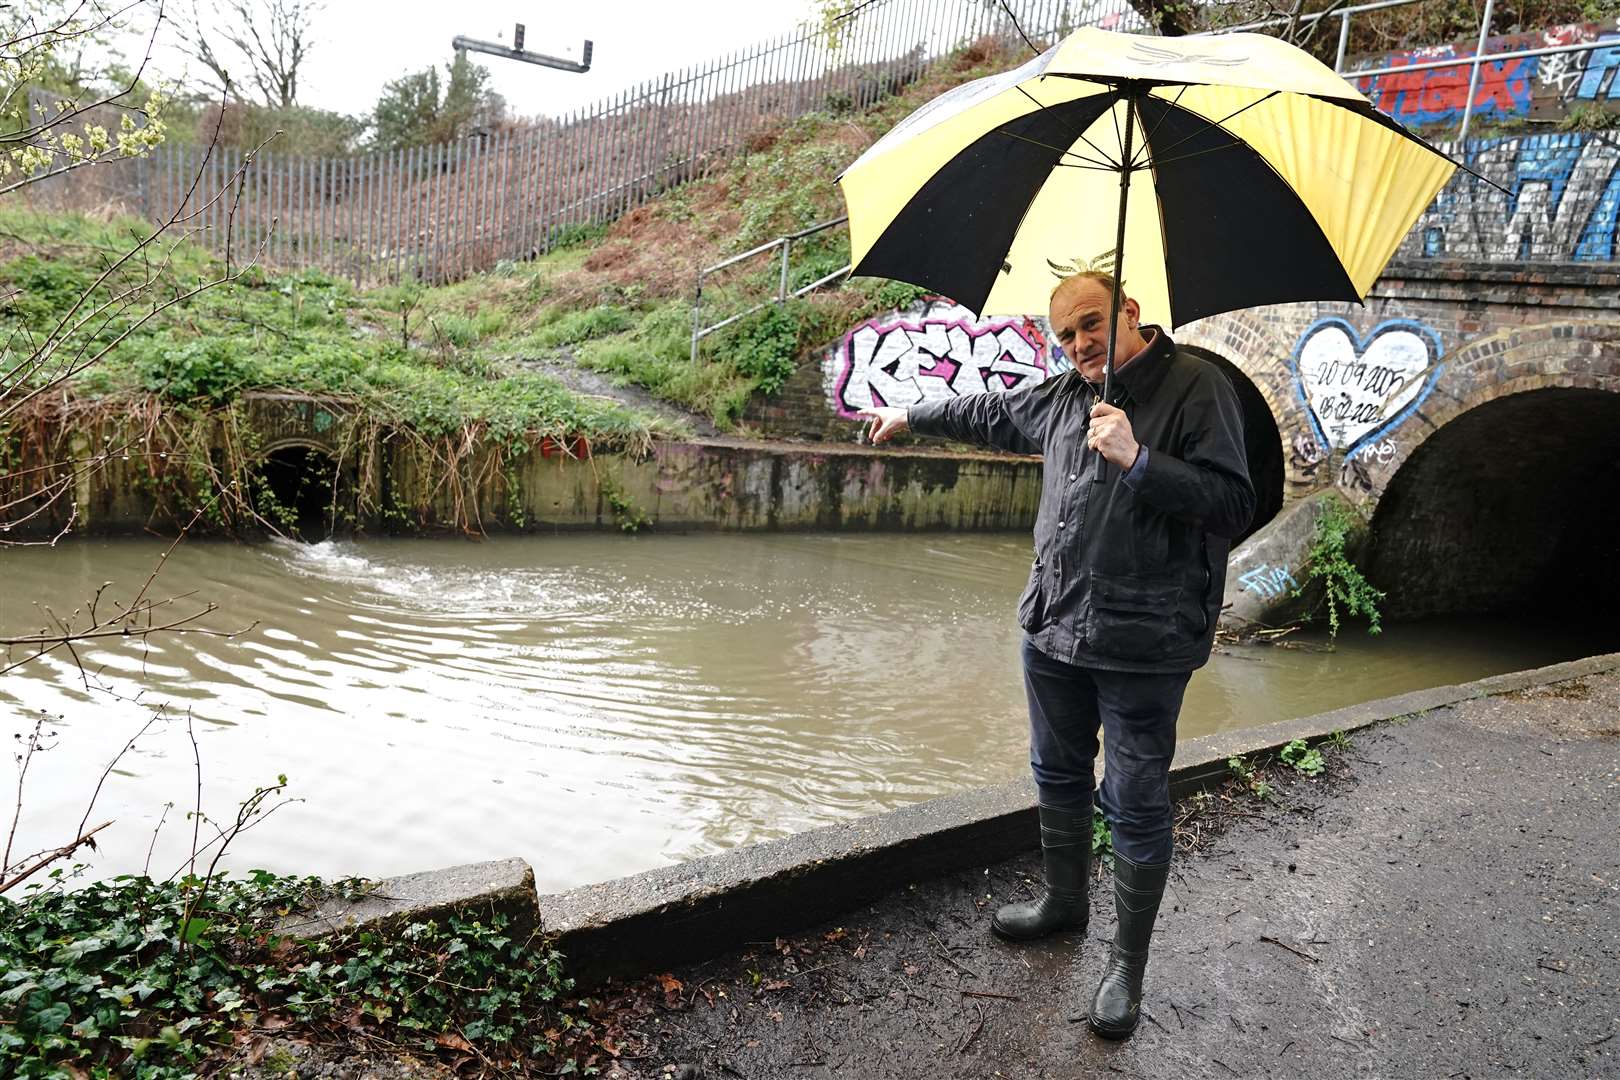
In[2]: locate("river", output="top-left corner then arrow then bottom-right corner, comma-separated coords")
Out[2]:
3,533 -> 1612,893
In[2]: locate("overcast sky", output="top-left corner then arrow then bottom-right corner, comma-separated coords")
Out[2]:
115,1 -> 822,122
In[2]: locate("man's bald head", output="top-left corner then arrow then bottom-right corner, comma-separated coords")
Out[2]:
1051,270 -> 1123,307
1047,272 -> 1147,382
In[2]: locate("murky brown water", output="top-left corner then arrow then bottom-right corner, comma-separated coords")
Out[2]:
3,534 -> 1612,893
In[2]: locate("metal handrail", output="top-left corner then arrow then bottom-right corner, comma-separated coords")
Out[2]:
1212,0 -> 1612,140
1345,36 -> 1612,80
1346,35 -> 1617,141
1204,0 -> 1427,72
689,215 -> 849,363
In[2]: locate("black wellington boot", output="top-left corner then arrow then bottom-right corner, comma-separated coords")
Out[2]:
991,804 -> 1091,941
1087,852 -> 1170,1039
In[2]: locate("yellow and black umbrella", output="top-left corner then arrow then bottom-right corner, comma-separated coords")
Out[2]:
838,28 -> 1471,394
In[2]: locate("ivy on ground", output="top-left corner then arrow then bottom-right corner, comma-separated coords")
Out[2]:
0,870 -> 591,1078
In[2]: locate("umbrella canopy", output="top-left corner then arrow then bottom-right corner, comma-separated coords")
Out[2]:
838,28 -> 1461,328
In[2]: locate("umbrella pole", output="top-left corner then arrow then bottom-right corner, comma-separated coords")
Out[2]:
1095,87 -> 1137,483
1102,87 -> 1137,407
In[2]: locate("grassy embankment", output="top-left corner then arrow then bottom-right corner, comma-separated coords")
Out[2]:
0,38 -> 1032,534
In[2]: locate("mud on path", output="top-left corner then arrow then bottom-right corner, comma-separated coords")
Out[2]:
597,672 -> 1620,1080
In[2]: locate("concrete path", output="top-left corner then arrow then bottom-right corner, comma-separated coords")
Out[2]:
609,669 -> 1620,1079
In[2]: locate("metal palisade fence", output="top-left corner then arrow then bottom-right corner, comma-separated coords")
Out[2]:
22,0 -> 1139,287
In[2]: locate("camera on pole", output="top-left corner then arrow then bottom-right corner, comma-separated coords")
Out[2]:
451,23 -> 593,73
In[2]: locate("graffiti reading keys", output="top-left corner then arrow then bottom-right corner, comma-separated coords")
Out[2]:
827,300 -> 1066,420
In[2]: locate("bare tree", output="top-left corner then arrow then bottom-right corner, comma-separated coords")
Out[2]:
1126,0 -> 1356,51
0,0 -> 170,194
0,3 -> 267,887
172,0 -> 321,108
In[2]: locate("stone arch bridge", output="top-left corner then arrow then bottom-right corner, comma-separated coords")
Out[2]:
1179,262 -> 1620,626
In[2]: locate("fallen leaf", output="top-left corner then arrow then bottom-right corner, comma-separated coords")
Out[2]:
762,978 -> 790,992
435,1032 -> 474,1053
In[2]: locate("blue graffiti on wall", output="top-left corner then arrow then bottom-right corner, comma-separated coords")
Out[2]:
1482,134 -> 1620,262
1414,133 -> 1620,262
1577,34 -> 1620,99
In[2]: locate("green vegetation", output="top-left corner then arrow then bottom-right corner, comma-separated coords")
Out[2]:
523,37 -> 1026,426
1091,809 -> 1114,867
600,475 -> 652,533
1559,102 -> 1620,132
1301,494 -> 1384,640
0,207 -> 676,534
1227,754 -> 1276,801
0,869 -> 591,1078
1279,738 -> 1326,777
3,33 -> 1031,486
371,51 -> 504,151
534,305 -> 634,349
0,211 -> 655,445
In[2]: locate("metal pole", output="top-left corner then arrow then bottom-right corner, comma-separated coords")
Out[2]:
1457,0 -> 1495,143
475,132 -> 491,273
536,126 -> 553,253
1334,9 -> 1351,72
346,154 -> 357,286
690,269 -> 704,364
1102,88 -> 1136,410
654,73 -> 672,194
323,156 -> 335,277
496,130 -> 511,264
304,152 -> 315,266
452,137 -> 466,278
779,237 -> 791,302
264,150 -> 276,265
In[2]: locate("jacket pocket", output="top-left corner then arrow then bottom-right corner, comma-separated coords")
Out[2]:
1086,571 -> 1183,660
1017,559 -> 1046,633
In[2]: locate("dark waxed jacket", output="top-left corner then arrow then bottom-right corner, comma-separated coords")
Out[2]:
907,328 -> 1254,673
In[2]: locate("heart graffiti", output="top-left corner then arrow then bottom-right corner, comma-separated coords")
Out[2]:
1291,318 -> 1443,454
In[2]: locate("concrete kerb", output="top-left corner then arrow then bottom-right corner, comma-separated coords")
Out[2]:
278,857 -> 539,944
289,653 -> 1620,989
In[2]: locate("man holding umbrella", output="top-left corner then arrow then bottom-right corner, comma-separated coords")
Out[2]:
840,22 -> 1467,1038
859,267 -> 1253,1038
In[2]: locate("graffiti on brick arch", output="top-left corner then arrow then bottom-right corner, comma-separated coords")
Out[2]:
826,300 -> 1069,420
1409,133 -> 1620,262
1351,20 -> 1620,127
1291,319 -> 1444,456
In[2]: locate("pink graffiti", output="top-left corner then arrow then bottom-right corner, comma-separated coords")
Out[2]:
830,301 -> 1058,420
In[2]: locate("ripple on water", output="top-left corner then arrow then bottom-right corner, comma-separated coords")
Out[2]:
2,533 -> 1611,892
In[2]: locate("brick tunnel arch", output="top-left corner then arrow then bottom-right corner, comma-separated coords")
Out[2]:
1181,345 -> 1284,543
1174,310 -> 1303,542
257,438 -> 352,540
1368,376 -> 1620,621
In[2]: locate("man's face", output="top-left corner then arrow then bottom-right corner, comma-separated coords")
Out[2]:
1048,278 -> 1143,383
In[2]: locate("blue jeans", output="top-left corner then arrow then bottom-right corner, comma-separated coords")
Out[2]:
1021,637 -> 1190,865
